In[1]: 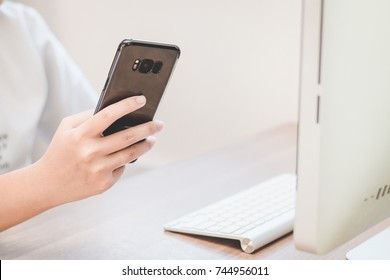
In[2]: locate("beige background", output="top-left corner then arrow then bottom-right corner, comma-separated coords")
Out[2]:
15,0 -> 301,168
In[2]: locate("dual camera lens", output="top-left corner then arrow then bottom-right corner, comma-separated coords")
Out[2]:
132,59 -> 163,74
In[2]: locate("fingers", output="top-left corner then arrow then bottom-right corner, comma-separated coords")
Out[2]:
99,120 -> 164,155
107,137 -> 157,170
80,96 -> 147,136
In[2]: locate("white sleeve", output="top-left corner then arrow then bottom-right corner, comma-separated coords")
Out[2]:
23,6 -> 99,142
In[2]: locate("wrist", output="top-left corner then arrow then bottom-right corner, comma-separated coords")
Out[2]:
29,159 -> 67,210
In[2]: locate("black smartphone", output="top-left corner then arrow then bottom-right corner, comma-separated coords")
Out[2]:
95,39 -> 180,136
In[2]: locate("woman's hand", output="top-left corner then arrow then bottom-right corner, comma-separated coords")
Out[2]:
34,95 -> 163,206
1,95 -> 164,230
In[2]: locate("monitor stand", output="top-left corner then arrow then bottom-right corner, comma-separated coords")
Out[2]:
346,227 -> 390,260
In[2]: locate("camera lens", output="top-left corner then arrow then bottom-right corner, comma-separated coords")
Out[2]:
152,61 -> 163,74
138,59 -> 154,74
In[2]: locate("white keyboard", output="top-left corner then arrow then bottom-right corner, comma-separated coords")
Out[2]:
164,173 -> 296,253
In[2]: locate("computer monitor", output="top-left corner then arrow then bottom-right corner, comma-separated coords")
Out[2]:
294,0 -> 390,257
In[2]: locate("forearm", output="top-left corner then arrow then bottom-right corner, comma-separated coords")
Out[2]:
0,97 -> 162,232
0,163 -> 55,231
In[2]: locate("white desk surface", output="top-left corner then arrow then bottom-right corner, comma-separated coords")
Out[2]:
1,123 -> 389,259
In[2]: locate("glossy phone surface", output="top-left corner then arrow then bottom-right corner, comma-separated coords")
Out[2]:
95,39 -> 180,135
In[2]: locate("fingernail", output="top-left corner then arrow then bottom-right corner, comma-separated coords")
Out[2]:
148,136 -> 157,144
154,120 -> 164,131
135,95 -> 146,104
147,136 -> 157,148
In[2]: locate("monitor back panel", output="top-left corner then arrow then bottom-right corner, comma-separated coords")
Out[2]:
295,0 -> 390,254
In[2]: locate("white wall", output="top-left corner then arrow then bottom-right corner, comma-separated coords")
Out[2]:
15,0 -> 301,167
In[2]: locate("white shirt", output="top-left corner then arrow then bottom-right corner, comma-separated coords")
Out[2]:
0,1 -> 97,174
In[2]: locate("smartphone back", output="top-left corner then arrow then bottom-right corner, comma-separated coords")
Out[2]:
96,40 -> 180,135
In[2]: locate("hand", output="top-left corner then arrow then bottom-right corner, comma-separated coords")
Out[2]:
33,95 -> 163,206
